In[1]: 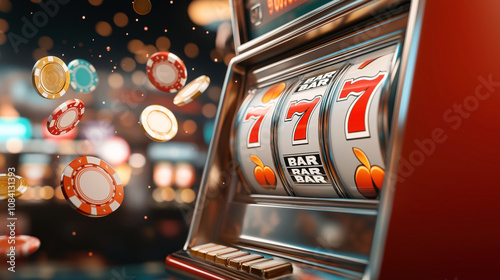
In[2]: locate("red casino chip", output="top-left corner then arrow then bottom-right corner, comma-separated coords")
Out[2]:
61,156 -> 124,217
0,235 -> 41,257
47,99 -> 85,135
146,51 -> 187,93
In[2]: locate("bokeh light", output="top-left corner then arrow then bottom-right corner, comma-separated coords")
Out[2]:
38,36 -> 54,51
180,188 -> 196,203
174,163 -> 195,188
129,153 -> 146,169
5,138 -> 23,153
32,48 -> 49,61
0,0 -> 12,12
202,103 -> 217,118
187,0 -> 231,27
132,70 -> 147,86
54,186 -> 65,200
127,39 -> 145,54
161,187 -> 175,202
182,120 -> 197,134
0,18 -> 9,32
95,21 -> 112,37
88,0 -> 103,6
113,12 -> 129,27
153,162 -> 174,188
184,43 -> 199,58
108,73 -> 124,89
97,136 -> 131,165
156,36 -> 171,51
120,57 -> 137,72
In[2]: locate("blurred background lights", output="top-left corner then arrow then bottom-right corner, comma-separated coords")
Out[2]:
174,163 -> 195,188
97,136 -> 131,165
113,12 -> 129,27
153,162 -> 174,188
88,0 -> 103,6
155,36 -> 171,51
54,186 -> 65,200
184,43 -> 199,58
95,21 -> 112,37
40,186 -> 55,200
120,57 -> 137,72
182,119 -> 197,134
0,0 -> 231,274
201,103 -> 217,118
180,188 -> 196,203
5,138 -> 23,153
127,39 -> 145,54
115,163 -> 132,186
161,187 -> 175,202
187,0 -> 231,30
131,70 -> 147,86
129,153 -> 146,169
0,117 -> 32,140
108,72 -> 124,89
38,36 -> 54,51
152,187 -> 163,203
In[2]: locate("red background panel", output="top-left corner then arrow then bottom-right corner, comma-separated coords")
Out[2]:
380,1 -> 500,279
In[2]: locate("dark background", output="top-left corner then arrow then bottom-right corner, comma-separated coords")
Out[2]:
0,0 -> 234,278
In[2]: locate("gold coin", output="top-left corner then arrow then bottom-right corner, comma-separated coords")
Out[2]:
32,56 -> 70,99
0,174 -> 29,200
41,63 -> 66,94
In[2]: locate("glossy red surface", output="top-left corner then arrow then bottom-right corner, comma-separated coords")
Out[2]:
165,255 -> 229,280
380,1 -> 500,279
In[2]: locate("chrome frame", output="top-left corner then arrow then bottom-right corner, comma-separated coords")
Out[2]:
363,0 -> 425,279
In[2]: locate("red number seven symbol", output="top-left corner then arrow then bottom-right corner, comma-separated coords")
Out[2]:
337,72 -> 387,140
244,104 -> 272,148
285,95 -> 321,145
353,147 -> 385,198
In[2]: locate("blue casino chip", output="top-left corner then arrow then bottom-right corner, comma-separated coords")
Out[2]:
68,59 -> 98,93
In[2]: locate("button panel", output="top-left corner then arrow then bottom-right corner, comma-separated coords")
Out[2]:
189,243 -> 293,279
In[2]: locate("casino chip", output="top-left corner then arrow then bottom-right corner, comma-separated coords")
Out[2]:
173,75 -> 211,106
146,52 -> 187,93
47,99 -> 85,135
68,59 -> 99,93
0,174 -> 28,200
0,235 -> 40,257
32,56 -> 70,99
140,105 -> 178,142
61,156 -> 124,217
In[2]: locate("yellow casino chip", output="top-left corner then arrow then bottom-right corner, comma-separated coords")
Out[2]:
32,56 -> 70,99
0,174 -> 29,200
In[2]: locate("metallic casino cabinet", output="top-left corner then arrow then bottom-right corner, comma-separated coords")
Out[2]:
165,0 -> 500,279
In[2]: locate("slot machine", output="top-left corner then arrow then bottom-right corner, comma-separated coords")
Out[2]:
165,0 -> 500,279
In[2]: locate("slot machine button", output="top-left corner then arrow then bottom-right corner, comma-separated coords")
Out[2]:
196,245 -> 227,258
229,254 -> 264,270
249,260 -> 293,279
215,251 -> 249,266
188,243 -> 218,256
205,247 -> 239,262
241,258 -> 271,273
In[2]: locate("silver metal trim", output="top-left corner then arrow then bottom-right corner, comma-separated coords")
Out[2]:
363,0 -> 426,279
184,58 -> 245,250
320,64 -> 352,198
270,78 -> 302,196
